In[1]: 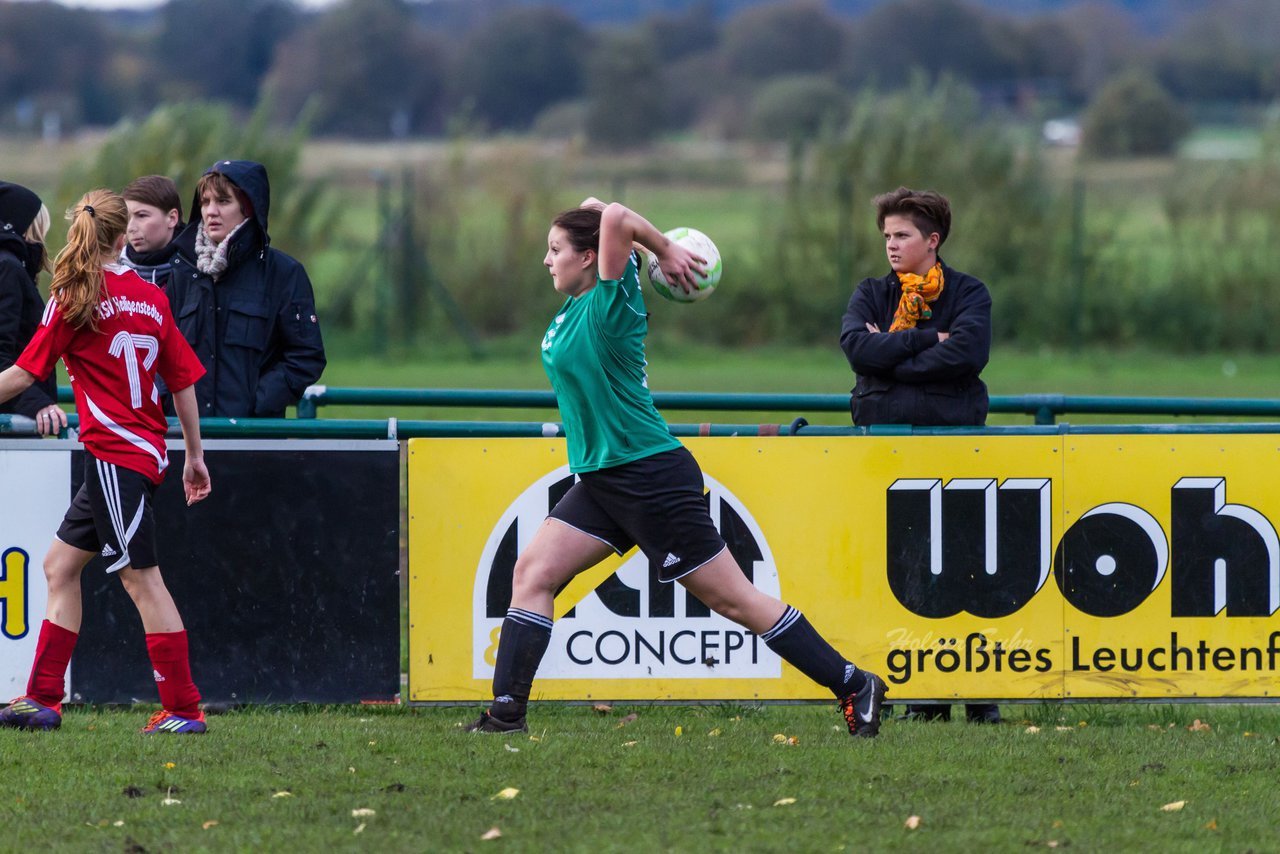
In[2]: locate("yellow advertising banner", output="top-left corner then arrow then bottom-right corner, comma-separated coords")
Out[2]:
407,434 -> 1280,703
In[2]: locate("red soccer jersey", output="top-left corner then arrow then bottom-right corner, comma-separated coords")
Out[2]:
17,264 -> 205,483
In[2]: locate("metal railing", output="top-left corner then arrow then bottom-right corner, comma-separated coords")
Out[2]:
9,413 -> 1280,440
3,387 -> 1279,439
295,386 -> 1280,426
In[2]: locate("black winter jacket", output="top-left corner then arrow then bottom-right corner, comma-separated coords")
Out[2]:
839,260 -> 991,427
0,239 -> 57,419
167,160 -> 325,418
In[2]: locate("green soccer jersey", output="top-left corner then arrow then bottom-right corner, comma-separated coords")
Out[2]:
541,254 -> 682,473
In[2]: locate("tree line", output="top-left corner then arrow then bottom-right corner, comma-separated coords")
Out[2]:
1,0 -> 1278,149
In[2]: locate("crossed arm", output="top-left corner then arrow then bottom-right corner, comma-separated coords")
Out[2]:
840,283 -> 991,382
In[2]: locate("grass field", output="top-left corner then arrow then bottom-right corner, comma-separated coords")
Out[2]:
4,703 -> 1278,851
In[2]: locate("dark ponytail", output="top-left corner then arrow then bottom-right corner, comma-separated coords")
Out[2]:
551,207 -> 602,254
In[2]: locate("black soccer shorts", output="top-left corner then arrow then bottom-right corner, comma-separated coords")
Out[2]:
56,455 -> 159,572
549,446 -> 727,582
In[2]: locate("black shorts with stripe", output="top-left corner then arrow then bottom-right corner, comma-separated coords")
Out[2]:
56,455 -> 159,572
549,446 -> 726,583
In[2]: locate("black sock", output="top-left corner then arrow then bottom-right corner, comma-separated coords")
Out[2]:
490,608 -> 553,721
761,606 -> 865,698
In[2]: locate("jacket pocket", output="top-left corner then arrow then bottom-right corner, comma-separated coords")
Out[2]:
854,375 -> 893,397
851,375 -> 893,425
225,299 -> 271,350
177,291 -> 201,322
921,379 -> 987,426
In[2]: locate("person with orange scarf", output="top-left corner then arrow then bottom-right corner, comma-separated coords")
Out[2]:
838,186 -> 998,724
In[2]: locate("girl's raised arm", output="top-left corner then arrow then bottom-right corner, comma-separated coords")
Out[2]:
594,201 -> 704,293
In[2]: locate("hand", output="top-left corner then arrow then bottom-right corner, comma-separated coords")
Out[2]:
579,196 -> 607,211
655,240 -> 707,296
183,456 -> 211,506
937,331 -> 950,342
35,405 -> 67,436
865,322 -> 881,334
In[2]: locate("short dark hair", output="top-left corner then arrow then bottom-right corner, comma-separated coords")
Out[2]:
121,175 -> 182,216
874,187 -> 951,247
195,172 -> 254,220
551,207 -> 602,254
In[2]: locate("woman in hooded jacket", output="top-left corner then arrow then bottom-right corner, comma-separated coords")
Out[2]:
166,160 -> 325,419
0,181 -> 66,435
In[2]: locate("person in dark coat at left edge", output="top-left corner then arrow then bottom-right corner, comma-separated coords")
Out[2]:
0,180 -> 66,435
166,160 -> 325,418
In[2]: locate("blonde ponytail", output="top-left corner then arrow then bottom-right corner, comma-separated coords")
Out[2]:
50,189 -> 127,331
23,204 -> 50,275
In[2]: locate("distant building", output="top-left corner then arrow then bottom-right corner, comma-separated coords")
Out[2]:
1042,118 -> 1082,147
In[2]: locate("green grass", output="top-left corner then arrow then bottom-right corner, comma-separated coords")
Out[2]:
4,703 -> 1278,851
311,342 -> 1280,426
1180,125 -> 1264,160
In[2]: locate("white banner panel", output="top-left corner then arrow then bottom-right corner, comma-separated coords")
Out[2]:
0,444 -> 71,698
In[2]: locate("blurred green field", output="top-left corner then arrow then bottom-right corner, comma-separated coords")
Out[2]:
312,341 -> 1280,426
8,132 -> 1280,407
10,130 -> 1280,355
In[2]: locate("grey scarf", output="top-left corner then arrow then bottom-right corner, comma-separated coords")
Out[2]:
195,220 -> 249,281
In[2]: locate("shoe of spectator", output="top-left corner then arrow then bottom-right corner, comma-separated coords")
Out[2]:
965,704 -> 1002,724
899,704 -> 952,722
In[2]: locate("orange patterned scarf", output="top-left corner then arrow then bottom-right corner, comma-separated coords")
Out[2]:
888,263 -> 944,332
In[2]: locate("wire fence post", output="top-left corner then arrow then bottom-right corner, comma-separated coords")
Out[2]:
373,170 -> 392,355
399,169 -> 420,345
1070,177 -> 1086,348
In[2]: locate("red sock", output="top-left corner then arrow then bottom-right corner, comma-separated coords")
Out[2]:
26,620 -> 78,709
145,630 -> 202,717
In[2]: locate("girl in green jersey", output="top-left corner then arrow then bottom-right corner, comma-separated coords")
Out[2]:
468,199 -> 887,738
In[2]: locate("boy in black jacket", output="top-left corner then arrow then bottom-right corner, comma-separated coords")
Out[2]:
840,187 -> 991,428
120,175 -> 185,291
839,186 -> 999,724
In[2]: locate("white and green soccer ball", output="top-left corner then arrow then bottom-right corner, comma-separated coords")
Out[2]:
646,227 -> 722,303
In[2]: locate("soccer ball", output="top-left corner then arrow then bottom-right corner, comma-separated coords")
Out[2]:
646,227 -> 722,303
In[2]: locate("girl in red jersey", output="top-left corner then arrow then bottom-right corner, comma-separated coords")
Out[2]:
0,189 -> 211,733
